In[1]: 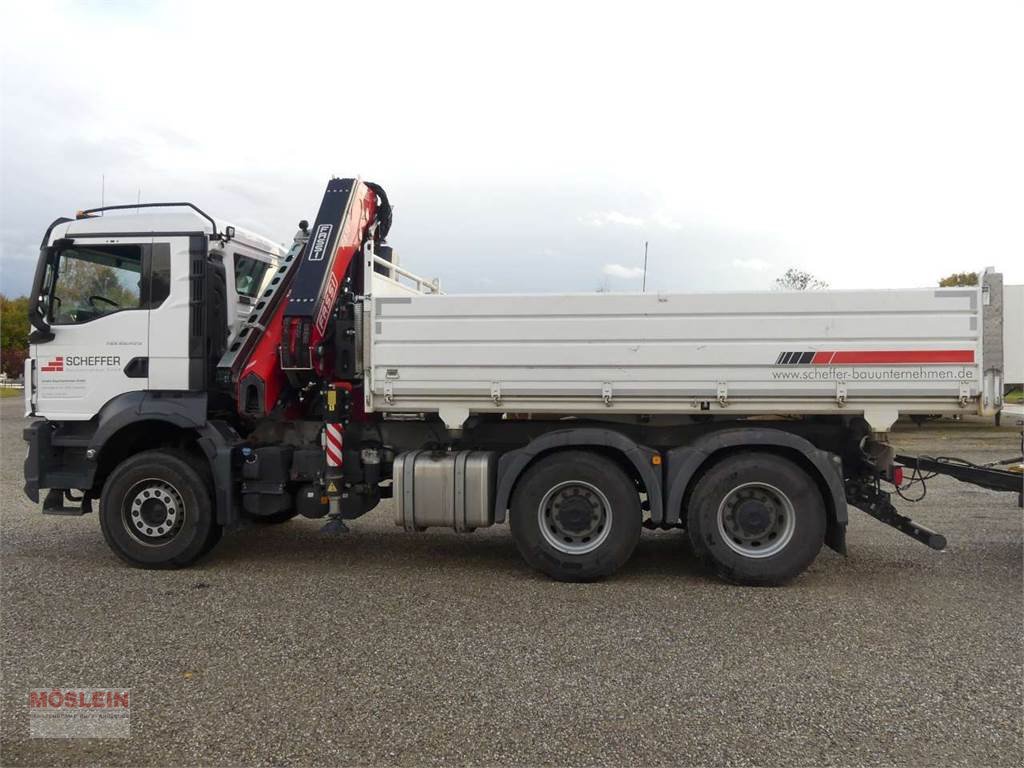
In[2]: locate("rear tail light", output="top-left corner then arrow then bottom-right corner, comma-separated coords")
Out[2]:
891,465 -> 904,486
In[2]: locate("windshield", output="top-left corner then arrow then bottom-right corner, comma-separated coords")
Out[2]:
50,245 -> 142,324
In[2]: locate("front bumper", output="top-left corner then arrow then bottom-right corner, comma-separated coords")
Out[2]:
23,421 -> 95,503
23,421 -> 48,502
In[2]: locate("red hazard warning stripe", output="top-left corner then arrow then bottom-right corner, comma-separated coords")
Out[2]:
812,350 -> 975,365
325,425 -> 344,467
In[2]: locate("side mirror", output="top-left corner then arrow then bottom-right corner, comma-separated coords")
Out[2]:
27,245 -> 58,342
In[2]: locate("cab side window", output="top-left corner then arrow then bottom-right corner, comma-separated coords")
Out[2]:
234,254 -> 270,299
49,243 -> 170,325
51,245 -> 142,325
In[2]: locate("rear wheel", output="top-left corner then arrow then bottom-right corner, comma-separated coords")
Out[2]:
686,452 -> 825,586
510,451 -> 642,581
99,450 -> 221,568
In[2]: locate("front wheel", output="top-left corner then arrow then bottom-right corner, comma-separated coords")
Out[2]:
686,452 -> 826,586
99,450 -> 221,568
510,451 -> 642,581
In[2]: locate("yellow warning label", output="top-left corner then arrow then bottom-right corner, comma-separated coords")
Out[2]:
327,390 -> 337,410
327,482 -> 338,493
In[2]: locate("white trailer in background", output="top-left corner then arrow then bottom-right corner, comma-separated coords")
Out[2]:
1003,283 -> 1024,387
22,179 -> 1023,585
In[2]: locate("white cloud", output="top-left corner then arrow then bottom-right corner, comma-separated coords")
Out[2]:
583,210 -> 687,231
602,263 -> 646,279
732,257 -> 773,272
583,211 -> 644,228
654,216 -> 682,231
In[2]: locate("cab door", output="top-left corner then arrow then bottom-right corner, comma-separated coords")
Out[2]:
31,236 -> 162,420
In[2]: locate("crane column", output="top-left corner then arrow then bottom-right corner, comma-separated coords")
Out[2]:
322,381 -> 352,531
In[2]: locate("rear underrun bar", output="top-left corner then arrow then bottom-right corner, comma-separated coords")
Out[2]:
846,481 -> 948,550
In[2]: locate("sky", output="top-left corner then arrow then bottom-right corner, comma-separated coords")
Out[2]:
1,0 -> 1021,297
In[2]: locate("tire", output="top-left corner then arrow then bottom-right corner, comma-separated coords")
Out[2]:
248,510 -> 298,525
510,451 -> 642,581
198,520 -> 223,557
686,452 -> 825,586
99,450 -> 221,568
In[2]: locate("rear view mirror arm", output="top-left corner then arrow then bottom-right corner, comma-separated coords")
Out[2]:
27,220 -> 72,343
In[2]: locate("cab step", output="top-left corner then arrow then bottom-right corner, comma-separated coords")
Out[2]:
42,488 -> 93,516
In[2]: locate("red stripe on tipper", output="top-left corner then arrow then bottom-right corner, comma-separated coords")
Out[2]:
815,350 -> 975,365
325,425 -> 344,467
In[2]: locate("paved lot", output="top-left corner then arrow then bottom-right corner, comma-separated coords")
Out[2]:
1,397 -> 1021,767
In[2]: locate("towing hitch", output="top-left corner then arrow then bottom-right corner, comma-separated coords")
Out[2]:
895,454 -> 1023,507
846,481 -> 947,550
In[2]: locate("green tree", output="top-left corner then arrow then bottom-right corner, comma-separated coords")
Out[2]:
0,295 -> 30,349
1,295 -> 31,378
774,268 -> 829,290
938,271 -> 978,287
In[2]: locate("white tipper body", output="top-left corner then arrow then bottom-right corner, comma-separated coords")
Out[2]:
364,251 -> 1003,432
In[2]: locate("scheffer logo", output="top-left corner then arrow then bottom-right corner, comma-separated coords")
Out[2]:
41,355 -> 120,372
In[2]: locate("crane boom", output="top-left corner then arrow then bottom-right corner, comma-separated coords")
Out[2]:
224,177 -> 384,417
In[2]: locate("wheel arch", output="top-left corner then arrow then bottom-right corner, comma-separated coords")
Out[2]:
89,392 -> 208,484
665,428 -> 848,554
87,392 -> 238,523
493,428 -> 664,524
92,420 -> 204,489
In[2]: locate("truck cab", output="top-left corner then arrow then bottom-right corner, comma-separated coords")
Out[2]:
25,204 -> 284,421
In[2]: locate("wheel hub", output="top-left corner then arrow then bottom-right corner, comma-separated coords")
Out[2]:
538,480 -> 613,555
139,497 -> 169,527
734,499 -> 772,536
554,495 -> 598,534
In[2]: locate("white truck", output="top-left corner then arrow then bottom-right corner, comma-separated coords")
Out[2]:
22,180 -> 1022,584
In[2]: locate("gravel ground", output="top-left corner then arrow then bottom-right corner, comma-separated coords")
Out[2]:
1,397 -> 1021,767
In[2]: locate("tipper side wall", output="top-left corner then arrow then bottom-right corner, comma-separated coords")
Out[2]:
366,284 -> 987,428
